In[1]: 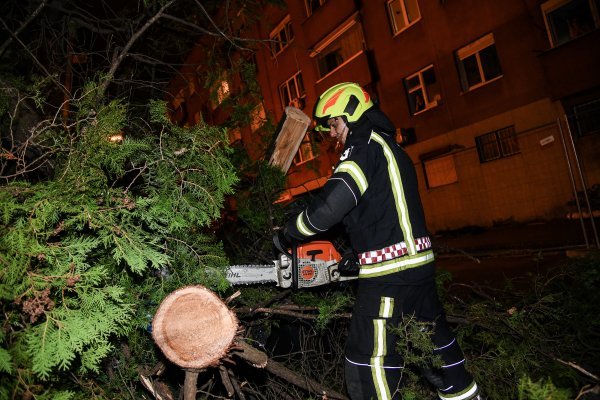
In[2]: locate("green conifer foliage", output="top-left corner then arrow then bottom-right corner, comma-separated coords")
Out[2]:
0,85 -> 238,397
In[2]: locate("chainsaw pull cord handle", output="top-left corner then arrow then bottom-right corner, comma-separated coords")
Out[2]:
291,241 -> 299,290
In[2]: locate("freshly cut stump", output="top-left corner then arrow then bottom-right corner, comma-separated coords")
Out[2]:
152,285 -> 238,369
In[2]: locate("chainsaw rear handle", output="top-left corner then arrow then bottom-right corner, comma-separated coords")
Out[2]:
273,230 -> 300,289
291,241 -> 299,290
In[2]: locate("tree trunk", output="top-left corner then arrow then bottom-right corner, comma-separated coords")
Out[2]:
150,285 -> 348,400
152,285 -> 239,369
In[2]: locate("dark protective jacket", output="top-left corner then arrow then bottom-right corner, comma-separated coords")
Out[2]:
285,107 -> 435,283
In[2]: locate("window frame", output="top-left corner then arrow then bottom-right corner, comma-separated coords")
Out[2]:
422,154 -> 458,189
279,71 -> 306,110
541,0 -> 600,47
293,133 -> 317,166
386,0 -> 422,36
475,126 -> 520,163
403,64 -> 441,115
455,33 -> 503,92
269,15 -> 294,56
305,0 -> 327,17
310,13 -> 366,80
570,97 -> 600,136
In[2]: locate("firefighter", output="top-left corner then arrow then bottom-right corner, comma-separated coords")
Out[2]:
275,82 -> 481,400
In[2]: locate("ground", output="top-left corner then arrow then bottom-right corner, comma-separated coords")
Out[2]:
432,217 -> 599,286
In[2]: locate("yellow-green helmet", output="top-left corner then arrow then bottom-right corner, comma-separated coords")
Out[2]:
313,82 -> 374,131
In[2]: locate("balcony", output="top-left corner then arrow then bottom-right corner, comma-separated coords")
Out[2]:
538,29 -> 600,99
314,50 -> 373,96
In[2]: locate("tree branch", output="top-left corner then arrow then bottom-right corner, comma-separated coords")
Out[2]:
0,0 -> 48,57
97,0 -> 176,100
0,17 -> 69,97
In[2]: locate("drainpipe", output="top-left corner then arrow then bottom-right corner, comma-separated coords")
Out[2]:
557,117 -> 589,248
563,115 -> 600,248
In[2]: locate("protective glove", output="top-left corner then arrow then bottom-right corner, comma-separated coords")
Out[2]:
273,229 -> 293,257
338,249 -> 360,273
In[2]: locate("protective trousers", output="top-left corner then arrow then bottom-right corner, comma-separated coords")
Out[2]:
344,279 -> 479,400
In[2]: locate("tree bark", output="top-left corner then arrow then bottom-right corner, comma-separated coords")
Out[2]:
183,369 -> 200,400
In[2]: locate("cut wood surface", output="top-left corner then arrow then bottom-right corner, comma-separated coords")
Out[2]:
268,106 -> 311,174
152,285 -> 238,369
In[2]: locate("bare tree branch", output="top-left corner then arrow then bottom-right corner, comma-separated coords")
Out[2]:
0,17 -> 69,97
0,0 -> 48,57
97,0 -> 176,100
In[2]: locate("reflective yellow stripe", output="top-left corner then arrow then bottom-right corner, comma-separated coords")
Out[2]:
335,161 -> 368,195
379,297 -> 394,318
295,212 -> 315,237
359,250 -> 435,278
371,320 -> 391,400
438,381 -> 478,400
370,133 -> 416,255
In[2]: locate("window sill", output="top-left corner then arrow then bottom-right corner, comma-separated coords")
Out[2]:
412,101 -> 440,116
461,75 -> 503,94
293,157 -> 317,167
270,40 -> 294,59
391,18 -> 421,38
315,50 -> 364,84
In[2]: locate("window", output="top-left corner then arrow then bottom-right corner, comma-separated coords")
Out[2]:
542,0 -> 599,47
305,0 -> 327,17
423,155 -> 458,189
475,126 -> 520,163
404,65 -> 442,115
570,98 -> 600,136
293,133 -> 316,165
456,33 -> 502,92
312,17 -> 365,78
270,15 -> 294,56
279,72 -> 306,109
387,0 -> 421,35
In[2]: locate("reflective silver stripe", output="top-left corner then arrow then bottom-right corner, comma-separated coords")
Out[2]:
295,212 -> 316,237
345,356 -> 404,369
435,338 -> 456,351
370,133 -> 417,255
442,359 -> 465,369
335,161 -> 368,195
438,382 -> 478,400
330,177 -> 358,205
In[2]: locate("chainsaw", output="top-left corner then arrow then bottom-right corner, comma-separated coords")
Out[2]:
226,241 -> 357,289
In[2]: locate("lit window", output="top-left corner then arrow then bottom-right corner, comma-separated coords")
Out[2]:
293,133 -> 316,165
456,33 -> 503,92
475,126 -> 520,163
387,0 -> 421,35
541,0 -> 599,47
250,103 -> 266,133
313,18 -> 365,78
404,65 -> 442,115
423,155 -> 458,189
217,80 -> 229,104
270,15 -> 294,56
305,0 -> 327,17
279,72 -> 306,109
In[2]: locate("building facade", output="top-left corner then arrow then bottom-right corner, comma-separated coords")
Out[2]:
169,0 -> 600,233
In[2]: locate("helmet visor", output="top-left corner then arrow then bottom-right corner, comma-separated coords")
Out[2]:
314,115 -> 331,132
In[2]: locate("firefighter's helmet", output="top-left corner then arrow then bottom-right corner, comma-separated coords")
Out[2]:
313,82 -> 374,131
